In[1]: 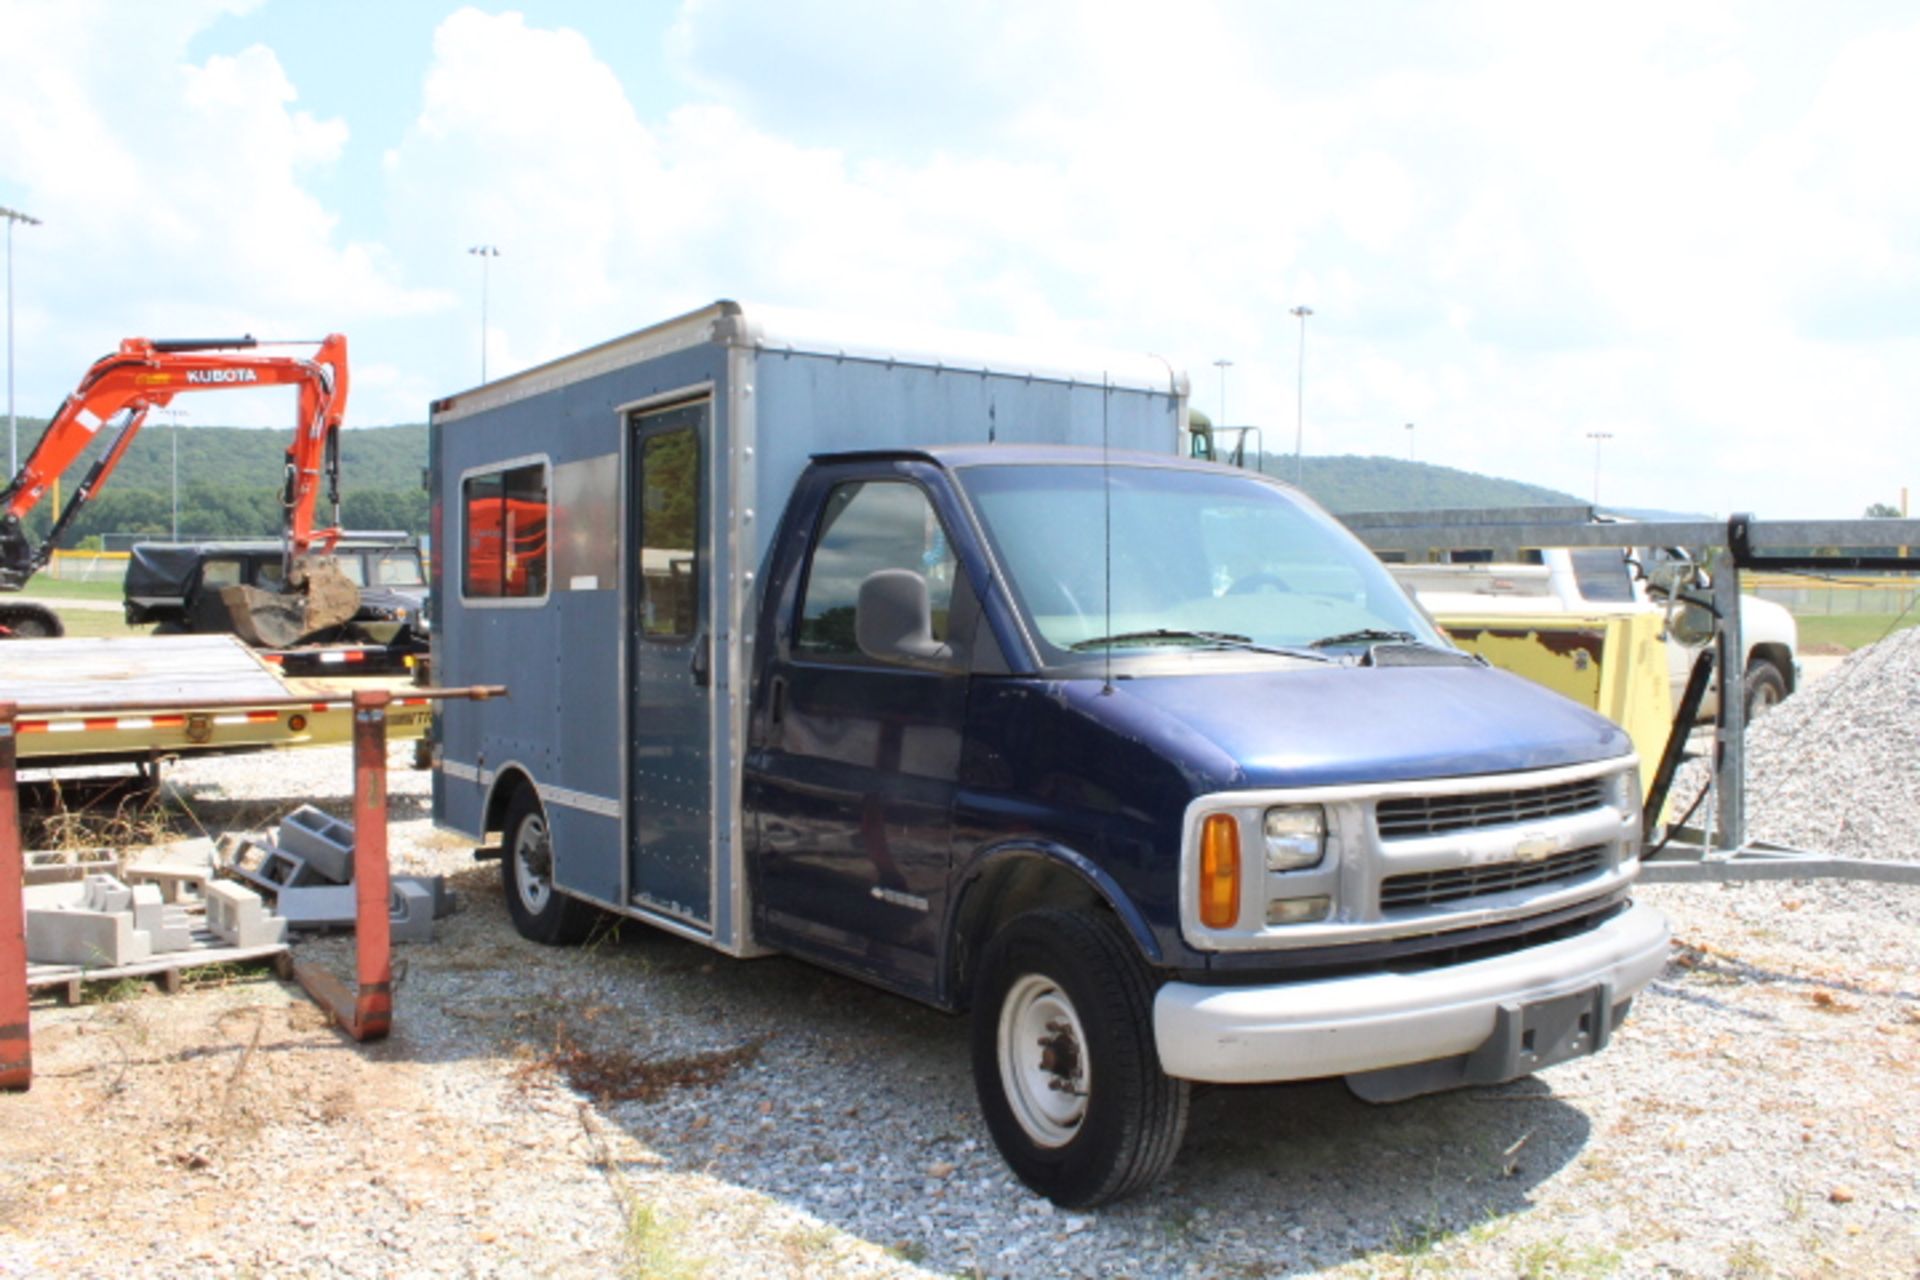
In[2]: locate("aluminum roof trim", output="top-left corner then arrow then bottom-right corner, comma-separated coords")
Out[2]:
431,300 -> 1188,424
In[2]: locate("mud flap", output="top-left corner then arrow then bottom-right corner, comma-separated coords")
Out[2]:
1346,982 -> 1620,1104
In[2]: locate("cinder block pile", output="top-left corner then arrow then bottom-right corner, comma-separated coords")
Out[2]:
216,804 -> 455,942
23,868 -> 283,966
17,806 -> 456,971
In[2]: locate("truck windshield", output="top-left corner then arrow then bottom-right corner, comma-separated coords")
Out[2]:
957,462 -> 1445,659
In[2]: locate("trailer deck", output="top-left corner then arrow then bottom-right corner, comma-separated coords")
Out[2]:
0,634 -> 427,767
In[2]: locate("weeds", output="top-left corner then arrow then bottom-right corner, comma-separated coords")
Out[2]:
573,1104 -> 707,1279
526,1029 -> 763,1105
25,778 -> 180,861
1512,1235 -> 1624,1279
1386,1213 -> 1448,1258
621,1202 -> 706,1280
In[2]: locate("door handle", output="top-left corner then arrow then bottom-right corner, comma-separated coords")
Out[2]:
690,632 -> 711,687
768,674 -> 787,726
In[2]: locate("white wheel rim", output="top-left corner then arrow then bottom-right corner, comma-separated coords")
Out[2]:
998,973 -> 1091,1148
512,813 -> 553,913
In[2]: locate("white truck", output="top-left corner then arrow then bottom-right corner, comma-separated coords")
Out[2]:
1391,545 -> 1799,722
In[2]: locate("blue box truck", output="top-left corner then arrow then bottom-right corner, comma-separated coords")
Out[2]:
428,301 -> 1668,1206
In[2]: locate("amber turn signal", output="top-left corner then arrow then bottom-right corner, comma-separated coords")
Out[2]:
1199,814 -> 1241,929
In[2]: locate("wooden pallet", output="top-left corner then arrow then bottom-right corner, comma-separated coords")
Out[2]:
26,935 -> 292,1004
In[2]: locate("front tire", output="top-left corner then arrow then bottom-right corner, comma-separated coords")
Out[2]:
501,787 -> 598,946
1744,658 -> 1788,721
970,909 -> 1190,1208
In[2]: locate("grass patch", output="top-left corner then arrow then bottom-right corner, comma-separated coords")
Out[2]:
43,610 -> 148,639
1794,612 -> 1919,652
623,1203 -> 707,1280
1512,1235 -> 1624,1279
21,573 -> 125,600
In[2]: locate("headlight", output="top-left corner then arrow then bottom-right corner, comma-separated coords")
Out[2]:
1263,805 -> 1326,871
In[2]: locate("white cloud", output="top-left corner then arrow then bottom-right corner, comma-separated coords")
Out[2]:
0,0 -> 445,427
5,1 -> 1916,514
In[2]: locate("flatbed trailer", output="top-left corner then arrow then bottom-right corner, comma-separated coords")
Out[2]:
0,634 -> 427,770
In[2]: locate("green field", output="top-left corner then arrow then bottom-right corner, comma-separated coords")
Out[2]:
1794,612 -> 1919,652
19,574 -> 124,600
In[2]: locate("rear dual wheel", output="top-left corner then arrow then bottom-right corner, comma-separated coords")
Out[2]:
971,909 -> 1190,1208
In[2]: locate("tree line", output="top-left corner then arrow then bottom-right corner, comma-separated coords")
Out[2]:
9,421 -> 428,544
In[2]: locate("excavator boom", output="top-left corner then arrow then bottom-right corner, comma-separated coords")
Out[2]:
0,334 -> 355,639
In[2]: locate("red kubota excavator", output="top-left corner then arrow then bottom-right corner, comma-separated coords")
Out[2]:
0,334 -> 362,643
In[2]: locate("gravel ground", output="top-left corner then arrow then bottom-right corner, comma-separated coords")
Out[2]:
4,646 -> 1919,1278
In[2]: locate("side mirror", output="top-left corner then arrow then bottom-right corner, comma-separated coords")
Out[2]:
856,569 -> 952,665
1643,547 -> 1703,598
1669,598 -> 1717,647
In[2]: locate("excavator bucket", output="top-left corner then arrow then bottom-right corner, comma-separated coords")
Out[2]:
220,556 -> 362,649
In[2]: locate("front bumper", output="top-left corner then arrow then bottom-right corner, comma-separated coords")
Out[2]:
1153,901 -> 1670,1086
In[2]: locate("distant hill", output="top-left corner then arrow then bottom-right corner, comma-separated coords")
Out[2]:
6,417 -> 1579,541
1260,453 -> 1583,513
8,419 -> 427,542
5,418 -> 426,493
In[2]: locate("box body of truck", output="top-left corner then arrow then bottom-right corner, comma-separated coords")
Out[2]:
429,301 -> 1667,1207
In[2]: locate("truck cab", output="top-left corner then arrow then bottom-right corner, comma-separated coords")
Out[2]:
740,447 -> 1662,1204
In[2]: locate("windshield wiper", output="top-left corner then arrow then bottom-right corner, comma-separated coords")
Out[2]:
1070,629 -> 1334,661
1308,628 -> 1421,649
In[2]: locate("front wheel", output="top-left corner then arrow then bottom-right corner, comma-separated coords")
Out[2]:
501,787 -> 598,946
970,909 -> 1190,1208
1743,658 -> 1788,722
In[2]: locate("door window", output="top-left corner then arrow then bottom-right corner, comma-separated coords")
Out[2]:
639,425 -> 700,640
797,481 -> 957,661
200,558 -> 242,589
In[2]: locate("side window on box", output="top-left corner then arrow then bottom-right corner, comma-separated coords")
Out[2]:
463,463 -> 549,600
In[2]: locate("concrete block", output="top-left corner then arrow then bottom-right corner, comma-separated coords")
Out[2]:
276,806 -> 356,884
277,881 -> 441,942
389,881 -> 436,944
396,875 -> 458,920
275,885 -> 357,930
204,881 -> 288,948
124,860 -> 215,906
23,851 -> 118,886
126,840 -> 219,904
82,874 -> 133,915
130,884 -> 194,954
218,835 -> 318,894
26,903 -> 153,967
22,880 -> 87,911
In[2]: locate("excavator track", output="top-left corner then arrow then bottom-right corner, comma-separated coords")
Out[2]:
0,602 -> 64,639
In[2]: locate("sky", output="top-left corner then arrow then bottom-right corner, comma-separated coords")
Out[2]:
1,0 -> 1916,518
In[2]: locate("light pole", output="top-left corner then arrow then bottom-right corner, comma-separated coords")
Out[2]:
3,205 -> 42,478
157,408 -> 186,539
1289,305 -> 1312,486
1586,431 -> 1613,506
1212,357 -> 1232,432
1405,422 -> 1415,462
468,244 -> 500,383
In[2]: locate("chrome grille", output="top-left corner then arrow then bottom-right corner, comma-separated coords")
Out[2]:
1375,778 -> 1607,839
1380,846 -> 1606,911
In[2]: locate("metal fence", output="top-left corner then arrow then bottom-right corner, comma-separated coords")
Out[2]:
1747,573 -> 1920,617
42,549 -> 130,584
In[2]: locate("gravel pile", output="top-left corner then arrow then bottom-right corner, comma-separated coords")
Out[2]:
1670,624 -> 1920,862
3,727 -> 1916,1277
